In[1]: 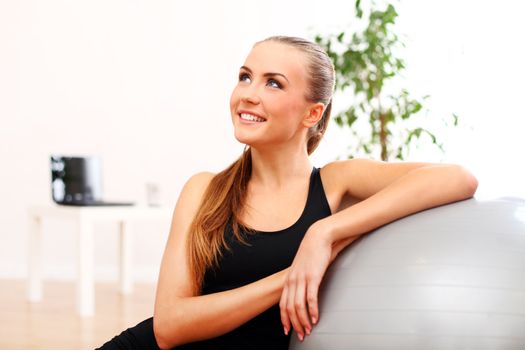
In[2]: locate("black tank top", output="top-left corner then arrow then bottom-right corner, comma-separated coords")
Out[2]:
176,167 -> 332,350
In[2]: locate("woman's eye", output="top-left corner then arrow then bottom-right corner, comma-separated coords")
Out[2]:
239,73 -> 251,83
267,79 -> 282,89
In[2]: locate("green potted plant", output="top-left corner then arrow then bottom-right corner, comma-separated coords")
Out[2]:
315,0 -> 457,161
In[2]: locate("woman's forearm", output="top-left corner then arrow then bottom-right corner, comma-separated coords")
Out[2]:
154,268 -> 289,349
324,164 -> 478,244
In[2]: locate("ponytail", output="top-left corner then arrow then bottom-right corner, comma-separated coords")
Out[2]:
187,147 -> 253,293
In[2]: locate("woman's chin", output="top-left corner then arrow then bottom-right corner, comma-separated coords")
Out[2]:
235,139 -> 256,149
233,131 -> 258,147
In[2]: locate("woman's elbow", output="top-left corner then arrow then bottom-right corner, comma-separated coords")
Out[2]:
153,311 -> 184,349
452,165 -> 478,198
153,316 -> 172,349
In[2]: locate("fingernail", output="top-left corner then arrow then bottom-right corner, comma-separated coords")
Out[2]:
312,317 -> 317,324
298,333 -> 304,341
284,327 -> 288,336
306,327 -> 311,335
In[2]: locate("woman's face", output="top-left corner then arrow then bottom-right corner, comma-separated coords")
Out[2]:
230,41 -> 314,150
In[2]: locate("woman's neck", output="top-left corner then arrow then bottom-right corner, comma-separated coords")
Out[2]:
249,145 -> 312,189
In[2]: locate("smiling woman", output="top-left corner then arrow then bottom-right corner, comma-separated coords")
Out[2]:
230,40 -> 328,154
97,36 -> 477,350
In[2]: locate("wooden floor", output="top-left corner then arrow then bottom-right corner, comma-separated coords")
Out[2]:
0,279 -> 157,350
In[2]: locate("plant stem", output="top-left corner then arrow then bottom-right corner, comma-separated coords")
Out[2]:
379,112 -> 387,161
377,91 -> 388,161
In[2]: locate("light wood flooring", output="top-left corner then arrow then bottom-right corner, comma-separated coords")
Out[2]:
0,279 -> 157,350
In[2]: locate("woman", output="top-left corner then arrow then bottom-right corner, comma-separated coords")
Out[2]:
99,36 -> 477,349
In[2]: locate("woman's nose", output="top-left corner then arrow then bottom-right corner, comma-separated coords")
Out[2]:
240,84 -> 261,105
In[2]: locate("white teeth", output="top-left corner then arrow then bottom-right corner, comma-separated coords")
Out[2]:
240,113 -> 266,122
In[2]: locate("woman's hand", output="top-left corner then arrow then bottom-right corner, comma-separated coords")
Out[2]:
279,221 -> 335,341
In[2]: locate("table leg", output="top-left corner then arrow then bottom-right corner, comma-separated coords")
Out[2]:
77,218 -> 94,317
119,221 -> 133,294
27,215 -> 42,302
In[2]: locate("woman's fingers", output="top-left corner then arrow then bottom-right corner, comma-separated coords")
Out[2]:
294,279 -> 312,335
282,273 -> 317,341
280,225 -> 336,340
285,276 -> 305,340
306,275 -> 321,325
279,286 -> 291,335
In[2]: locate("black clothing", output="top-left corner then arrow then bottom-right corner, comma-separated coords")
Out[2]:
99,317 -> 158,350
98,167 -> 332,350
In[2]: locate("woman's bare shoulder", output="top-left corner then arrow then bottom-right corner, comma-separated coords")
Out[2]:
319,159 -> 379,211
319,159 -> 360,185
186,171 -> 216,188
321,158 -> 377,174
179,171 -> 216,206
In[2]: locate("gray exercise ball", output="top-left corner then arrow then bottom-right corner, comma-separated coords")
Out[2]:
289,198 -> 525,350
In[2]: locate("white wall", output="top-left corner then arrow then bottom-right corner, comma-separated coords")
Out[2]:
1,0 -> 524,282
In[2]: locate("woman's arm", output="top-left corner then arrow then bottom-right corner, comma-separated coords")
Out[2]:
280,160 -> 478,341
153,172 -> 288,349
326,161 -> 479,242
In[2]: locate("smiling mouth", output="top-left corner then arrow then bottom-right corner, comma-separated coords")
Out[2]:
239,113 -> 267,122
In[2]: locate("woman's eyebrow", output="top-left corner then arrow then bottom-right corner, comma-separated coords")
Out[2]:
240,66 -> 289,83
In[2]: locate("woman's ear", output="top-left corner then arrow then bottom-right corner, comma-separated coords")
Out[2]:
302,102 -> 325,128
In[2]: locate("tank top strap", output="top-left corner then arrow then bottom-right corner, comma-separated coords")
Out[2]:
300,167 -> 332,224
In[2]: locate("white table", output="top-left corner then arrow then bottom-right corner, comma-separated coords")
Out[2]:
27,204 -> 172,317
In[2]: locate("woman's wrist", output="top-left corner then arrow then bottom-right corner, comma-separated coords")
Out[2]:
312,218 -> 338,246
274,267 -> 290,290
